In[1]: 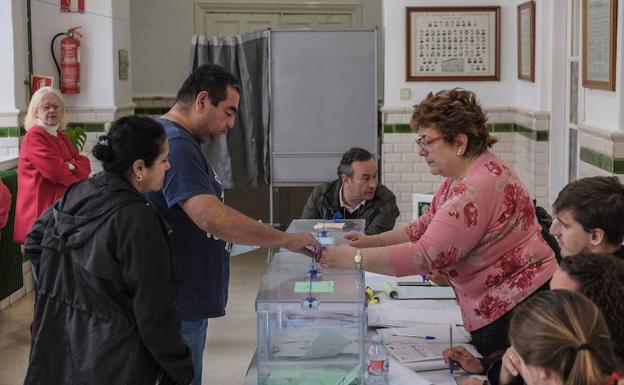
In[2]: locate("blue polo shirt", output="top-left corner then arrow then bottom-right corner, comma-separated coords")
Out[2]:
145,118 -> 230,320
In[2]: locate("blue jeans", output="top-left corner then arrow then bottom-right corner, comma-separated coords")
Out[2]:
181,318 -> 208,385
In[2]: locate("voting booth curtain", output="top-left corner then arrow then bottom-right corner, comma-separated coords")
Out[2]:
190,30 -> 270,189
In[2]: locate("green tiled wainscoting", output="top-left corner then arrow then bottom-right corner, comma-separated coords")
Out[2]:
0,169 -> 23,301
66,123 -> 106,132
0,127 -> 20,137
384,123 -> 549,141
134,107 -> 171,115
580,147 -> 624,174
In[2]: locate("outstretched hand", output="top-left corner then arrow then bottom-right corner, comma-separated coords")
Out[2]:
320,244 -> 357,269
343,231 -> 376,248
285,232 -> 321,259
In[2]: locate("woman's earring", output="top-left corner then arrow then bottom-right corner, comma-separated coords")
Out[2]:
136,174 -> 143,182
457,149 -> 463,156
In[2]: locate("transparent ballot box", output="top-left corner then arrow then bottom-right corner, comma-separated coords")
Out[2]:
255,269 -> 366,385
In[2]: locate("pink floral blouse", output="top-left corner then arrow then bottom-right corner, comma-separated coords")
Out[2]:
388,151 -> 557,331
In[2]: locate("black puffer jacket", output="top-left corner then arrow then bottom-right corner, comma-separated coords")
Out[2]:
24,171 -> 193,385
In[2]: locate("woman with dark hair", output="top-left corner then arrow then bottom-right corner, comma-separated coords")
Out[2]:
503,290 -> 622,385
321,88 -> 557,356
24,115 -> 193,385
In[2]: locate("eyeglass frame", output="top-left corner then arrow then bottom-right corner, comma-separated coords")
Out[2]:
38,103 -> 62,112
416,133 -> 447,153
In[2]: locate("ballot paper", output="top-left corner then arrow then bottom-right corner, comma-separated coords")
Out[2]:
314,222 -> 346,230
395,285 -> 456,300
367,300 -> 464,327
384,341 -> 480,370
271,330 -> 351,359
389,358 -> 434,385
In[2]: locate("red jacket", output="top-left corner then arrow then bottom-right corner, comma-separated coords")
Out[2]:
13,125 -> 90,243
0,180 -> 10,235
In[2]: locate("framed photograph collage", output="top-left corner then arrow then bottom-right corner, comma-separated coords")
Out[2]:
406,6 -> 501,81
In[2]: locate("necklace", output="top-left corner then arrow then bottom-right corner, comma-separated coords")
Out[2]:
444,155 -> 478,201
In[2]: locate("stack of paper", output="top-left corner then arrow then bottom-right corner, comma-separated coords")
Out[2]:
376,324 -> 480,372
367,299 -> 464,327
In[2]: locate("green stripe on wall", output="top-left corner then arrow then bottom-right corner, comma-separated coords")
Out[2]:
0,127 -> 20,137
383,122 -> 549,141
135,107 -> 170,115
66,123 -> 106,132
579,147 -> 623,173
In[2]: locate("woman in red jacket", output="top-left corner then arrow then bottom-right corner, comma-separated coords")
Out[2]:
13,87 -> 90,244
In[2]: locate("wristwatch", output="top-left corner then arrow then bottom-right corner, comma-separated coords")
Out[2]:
353,249 -> 363,270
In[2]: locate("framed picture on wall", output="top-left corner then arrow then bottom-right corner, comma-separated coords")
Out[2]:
517,1 -> 535,82
582,0 -> 618,91
406,6 -> 501,81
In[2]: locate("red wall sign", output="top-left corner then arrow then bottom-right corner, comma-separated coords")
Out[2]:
61,0 -> 85,13
31,75 -> 54,96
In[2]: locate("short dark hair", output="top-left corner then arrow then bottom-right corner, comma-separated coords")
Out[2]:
176,64 -> 241,107
559,252 -> 624,362
92,115 -> 166,179
337,147 -> 375,178
411,88 -> 497,157
553,176 -> 624,245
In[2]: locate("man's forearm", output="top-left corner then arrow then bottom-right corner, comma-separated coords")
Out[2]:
180,194 -> 290,248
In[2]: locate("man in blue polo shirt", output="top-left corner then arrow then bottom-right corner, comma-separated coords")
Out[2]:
145,64 -> 319,385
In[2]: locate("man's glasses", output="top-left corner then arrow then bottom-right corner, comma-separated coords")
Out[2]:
416,134 -> 446,153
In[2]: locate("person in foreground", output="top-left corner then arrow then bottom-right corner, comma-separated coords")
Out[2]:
550,176 -> 624,258
145,63 -> 319,385
320,88 -> 557,356
301,147 -> 399,235
503,290 -> 623,385
447,252 -> 624,384
24,116 -> 193,385
14,86 -> 90,244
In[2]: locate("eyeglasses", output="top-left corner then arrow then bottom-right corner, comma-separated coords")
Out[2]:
416,134 -> 446,153
39,104 -> 61,112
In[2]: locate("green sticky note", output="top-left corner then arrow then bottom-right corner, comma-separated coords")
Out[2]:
294,281 -> 335,293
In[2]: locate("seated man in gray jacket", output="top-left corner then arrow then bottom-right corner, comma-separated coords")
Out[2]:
301,147 -> 399,235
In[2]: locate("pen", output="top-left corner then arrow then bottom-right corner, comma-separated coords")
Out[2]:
391,333 -> 436,339
449,324 -> 455,374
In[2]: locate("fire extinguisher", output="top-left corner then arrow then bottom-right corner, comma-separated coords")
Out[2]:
51,26 -> 82,94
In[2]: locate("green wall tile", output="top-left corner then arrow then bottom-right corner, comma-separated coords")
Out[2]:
613,159 -> 624,174
0,127 -> 20,137
383,124 -> 412,133
580,147 -> 614,173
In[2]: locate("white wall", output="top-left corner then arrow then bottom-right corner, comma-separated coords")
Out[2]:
130,0 -> 203,98
31,0 -> 116,108
111,0 -> 133,106
383,0 -> 518,107
516,0 -> 552,111
0,0 -> 25,112
582,2 -> 624,131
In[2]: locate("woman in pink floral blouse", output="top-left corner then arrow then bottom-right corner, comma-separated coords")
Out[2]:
321,88 -> 557,356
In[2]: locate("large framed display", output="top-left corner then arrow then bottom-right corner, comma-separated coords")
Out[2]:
582,0 -> 618,91
517,1 -> 535,82
406,6 -> 501,81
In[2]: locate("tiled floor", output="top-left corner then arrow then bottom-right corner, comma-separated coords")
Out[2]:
0,249 -> 268,385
